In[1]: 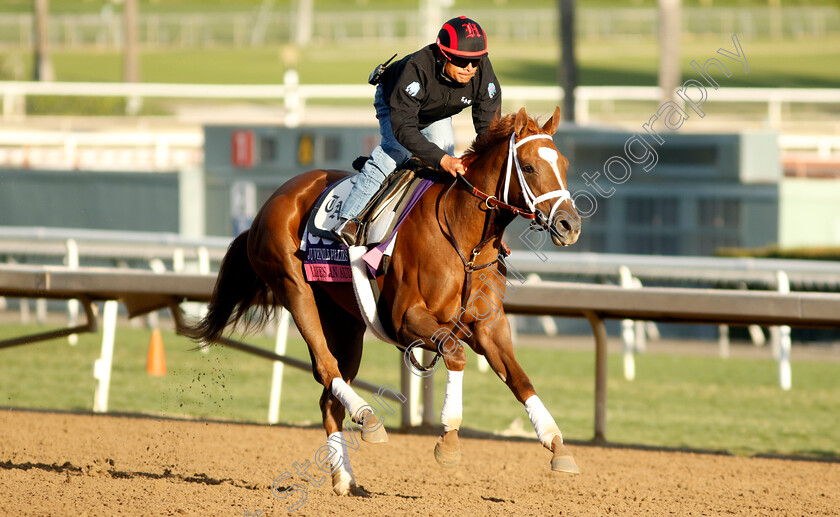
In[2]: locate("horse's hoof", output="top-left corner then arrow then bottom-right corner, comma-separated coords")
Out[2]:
550,436 -> 580,474
356,410 -> 389,444
434,430 -> 461,467
331,470 -> 356,496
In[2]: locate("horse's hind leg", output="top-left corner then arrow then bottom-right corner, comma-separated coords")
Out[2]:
314,288 -> 385,496
315,289 -> 389,445
260,274 -> 385,493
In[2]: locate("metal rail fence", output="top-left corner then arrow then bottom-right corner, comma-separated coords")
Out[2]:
1,264 -> 839,441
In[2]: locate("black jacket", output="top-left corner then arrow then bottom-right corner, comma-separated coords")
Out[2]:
380,44 -> 502,167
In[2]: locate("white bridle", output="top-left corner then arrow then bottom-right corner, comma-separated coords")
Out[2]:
501,132 -> 573,224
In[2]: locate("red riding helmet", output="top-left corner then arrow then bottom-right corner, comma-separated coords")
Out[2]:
436,16 -> 488,61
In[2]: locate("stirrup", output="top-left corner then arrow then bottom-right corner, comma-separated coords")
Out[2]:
331,218 -> 359,247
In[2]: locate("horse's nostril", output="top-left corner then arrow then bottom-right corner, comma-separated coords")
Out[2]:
558,219 -> 572,232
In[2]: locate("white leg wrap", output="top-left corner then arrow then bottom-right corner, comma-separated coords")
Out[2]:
327,431 -> 355,495
525,395 -> 562,450
330,378 -> 368,421
440,369 -> 464,432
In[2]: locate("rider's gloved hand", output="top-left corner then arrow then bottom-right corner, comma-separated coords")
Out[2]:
439,154 -> 466,177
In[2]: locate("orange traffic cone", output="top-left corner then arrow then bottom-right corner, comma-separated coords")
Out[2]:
146,328 -> 167,376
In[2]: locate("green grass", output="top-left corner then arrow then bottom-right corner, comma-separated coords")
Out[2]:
1,321 -> 838,459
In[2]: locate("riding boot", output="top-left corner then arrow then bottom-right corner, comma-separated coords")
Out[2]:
331,217 -> 360,247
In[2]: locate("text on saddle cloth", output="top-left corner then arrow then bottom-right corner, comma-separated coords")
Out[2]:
302,173 -> 435,282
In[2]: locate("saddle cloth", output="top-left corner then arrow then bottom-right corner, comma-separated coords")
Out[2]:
300,167 -> 435,344
302,168 -> 434,279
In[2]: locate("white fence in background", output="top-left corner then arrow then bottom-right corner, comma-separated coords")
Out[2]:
0,7 -> 838,49
3,80 -> 840,137
0,130 -> 202,171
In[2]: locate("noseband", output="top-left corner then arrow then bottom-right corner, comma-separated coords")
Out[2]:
455,131 -> 573,243
501,132 -> 572,225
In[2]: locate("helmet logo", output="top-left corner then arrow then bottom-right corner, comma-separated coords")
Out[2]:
462,23 -> 481,38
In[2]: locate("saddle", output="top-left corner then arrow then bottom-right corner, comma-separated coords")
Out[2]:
301,158 -> 437,344
306,157 -> 435,249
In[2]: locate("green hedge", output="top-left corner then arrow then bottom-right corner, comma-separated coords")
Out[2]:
25,95 -> 128,116
717,246 -> 840,261
24,95 -> 171,116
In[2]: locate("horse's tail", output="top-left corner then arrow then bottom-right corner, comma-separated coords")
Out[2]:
191,230 -> 273,344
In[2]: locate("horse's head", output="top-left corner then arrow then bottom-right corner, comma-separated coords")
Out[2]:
502,107 -> 581,246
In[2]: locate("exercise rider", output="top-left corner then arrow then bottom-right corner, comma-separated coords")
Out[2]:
331,16 -> 502,246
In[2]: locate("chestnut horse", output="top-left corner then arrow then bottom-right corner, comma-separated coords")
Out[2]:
193,107 -> 582,497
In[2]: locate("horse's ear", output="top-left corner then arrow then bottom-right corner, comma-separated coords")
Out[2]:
514,107 -> 529,137
541,106 -> 563,135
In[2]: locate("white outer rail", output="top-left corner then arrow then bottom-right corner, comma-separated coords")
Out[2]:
3,81 -> 840,133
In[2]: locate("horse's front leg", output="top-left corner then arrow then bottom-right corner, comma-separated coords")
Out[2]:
398,305 -> 467,467
434,345 -> 467,467
476,317 -> 580,474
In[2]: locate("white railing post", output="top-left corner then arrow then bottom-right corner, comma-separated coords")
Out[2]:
400,354 -> 424,427
147,258 -> 166,329
411,347 -> 422,424
749,324 -> 766,347
737,283 -> 766,347
619,265 -> 636,381
197,246 -> 210,274
776,271 -> 792,390
284,69 -> 301,127
66,239 -> 80,345
718,324 -> 730,359
527,274 -> 557,336
768,97 -> 782,129
398,346 -> 425,427
632,276 -> 648,353
422,349 -> 436,426
267,307 -> 291,424
476,354 -> 490,373
93,300 -> 118,413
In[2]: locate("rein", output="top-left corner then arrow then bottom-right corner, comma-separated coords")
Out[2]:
443,131 -> 572,274
417,131 -> 573,373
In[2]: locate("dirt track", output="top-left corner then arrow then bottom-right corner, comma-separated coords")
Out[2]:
1,409 -> 838,516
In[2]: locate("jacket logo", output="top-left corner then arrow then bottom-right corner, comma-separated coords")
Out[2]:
488,82 -> 496,99
405,81 -> 420,97
461,97 -> 472,105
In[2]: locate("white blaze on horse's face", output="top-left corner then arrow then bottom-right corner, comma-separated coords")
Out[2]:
536,146 -> 566,191
503,131 -> 580,246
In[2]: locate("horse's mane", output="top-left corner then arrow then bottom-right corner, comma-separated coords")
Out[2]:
463,112 -> 542,159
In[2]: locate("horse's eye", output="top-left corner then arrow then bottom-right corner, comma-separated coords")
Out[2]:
522,164 -> 535,174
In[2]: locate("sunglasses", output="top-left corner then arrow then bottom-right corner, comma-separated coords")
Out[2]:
448,56 -> 481,68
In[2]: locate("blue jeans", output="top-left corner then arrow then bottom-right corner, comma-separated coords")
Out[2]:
339,84 -> 455,220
